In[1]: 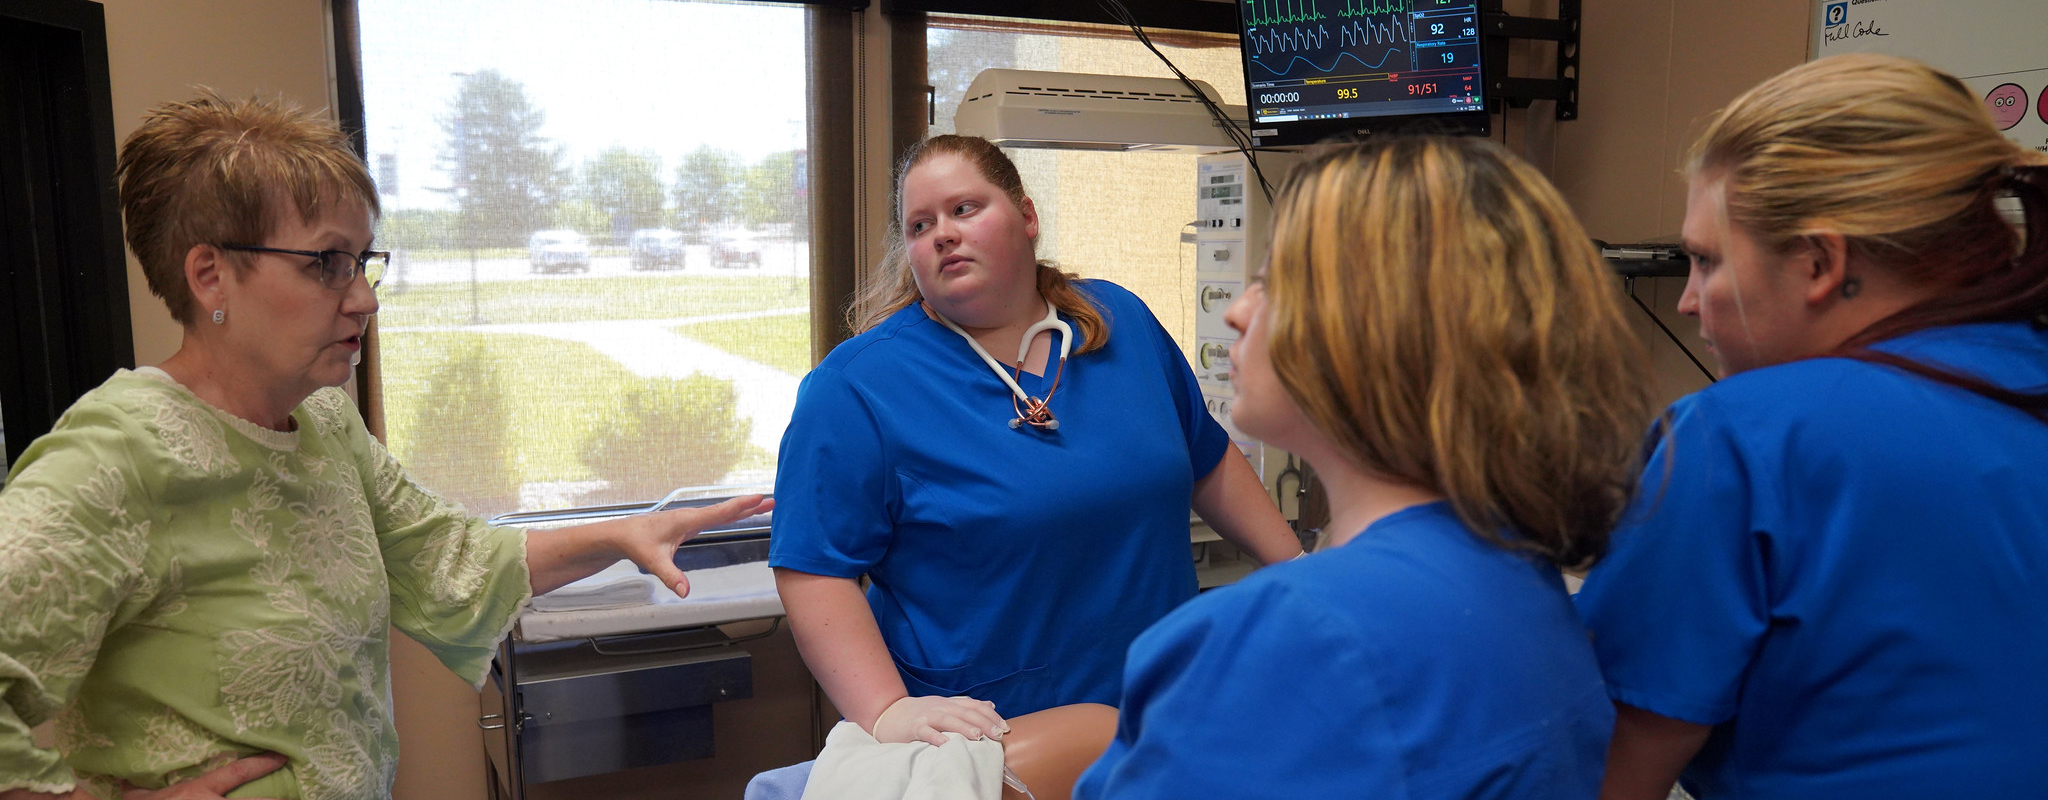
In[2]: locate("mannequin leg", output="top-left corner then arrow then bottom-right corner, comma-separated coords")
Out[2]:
1000,703 -> 1118,800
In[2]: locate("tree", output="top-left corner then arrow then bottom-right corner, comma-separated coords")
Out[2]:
579,374 -> 751,504
436,70 -> 565,248
580,147 -> 665,244
398,338 -> 520,517
671,146 -> 741,235
739,150 -> 807,229
929,28 -> 1019,135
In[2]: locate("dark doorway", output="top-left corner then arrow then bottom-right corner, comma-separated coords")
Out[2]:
0,0 -> 133,473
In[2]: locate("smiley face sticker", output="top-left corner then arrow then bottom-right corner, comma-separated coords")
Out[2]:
1986,84 -> 2027,131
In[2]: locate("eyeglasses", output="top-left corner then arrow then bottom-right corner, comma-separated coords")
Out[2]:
217,244 -> 390,291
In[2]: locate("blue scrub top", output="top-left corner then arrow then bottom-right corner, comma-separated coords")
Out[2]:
769,280 -> 1230,717
1578,321 -> 2048,799
1075,502 -> 1612,800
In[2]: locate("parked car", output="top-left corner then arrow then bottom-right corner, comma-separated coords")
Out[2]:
628,228 -> 687,270
528,230 -> 590,273
709,235 -> 761,269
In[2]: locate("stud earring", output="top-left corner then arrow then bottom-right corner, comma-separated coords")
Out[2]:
212,308 -> 226,325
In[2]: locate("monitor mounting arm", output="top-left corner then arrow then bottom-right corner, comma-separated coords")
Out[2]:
1478,0 -> 1580,120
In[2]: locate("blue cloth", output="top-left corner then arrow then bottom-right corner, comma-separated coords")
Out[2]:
1075,502 -> 1612,800
1577,321 -> 2048,799
770,280 -> 1229,717
743,761 -> 813,800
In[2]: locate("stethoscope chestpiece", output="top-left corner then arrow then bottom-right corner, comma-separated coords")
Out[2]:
933,299 -> 1072,433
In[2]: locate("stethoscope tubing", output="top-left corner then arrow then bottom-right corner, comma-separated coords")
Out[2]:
931,300 -> 1072,428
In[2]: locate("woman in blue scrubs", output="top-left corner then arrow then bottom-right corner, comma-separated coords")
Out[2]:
769,135 -> 1303,746
1073,136 -> 1656,799
1579,54 -> 2048,800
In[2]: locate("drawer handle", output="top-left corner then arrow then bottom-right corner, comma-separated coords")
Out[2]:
477,713 -> 507,731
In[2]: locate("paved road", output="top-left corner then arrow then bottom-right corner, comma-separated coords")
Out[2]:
381,241 -> 809,287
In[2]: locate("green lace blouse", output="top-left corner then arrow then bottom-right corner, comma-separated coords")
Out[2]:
0,368 -> 530,799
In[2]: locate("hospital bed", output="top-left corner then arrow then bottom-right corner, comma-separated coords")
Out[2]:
479,495 -> 780,800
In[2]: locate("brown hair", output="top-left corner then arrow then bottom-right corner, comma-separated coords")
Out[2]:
117,89 -> 380,325
1266,137 -> 1654,568
1689,54 -> 2048,415
849,135 -> 1108,354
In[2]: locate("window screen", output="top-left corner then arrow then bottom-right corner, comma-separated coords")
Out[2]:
358,0 -> 811,517
928,16 -> 1247,360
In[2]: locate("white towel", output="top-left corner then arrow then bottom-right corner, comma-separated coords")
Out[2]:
800,721 -> 1004,800
529,559 -> 660,612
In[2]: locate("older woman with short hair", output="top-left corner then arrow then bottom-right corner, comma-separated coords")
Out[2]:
0,92 -> 766,800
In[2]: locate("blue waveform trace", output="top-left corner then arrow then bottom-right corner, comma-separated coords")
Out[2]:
1248,15 -> 1407,57
1251,46 -> 1405,77
1247,24 -> 1333,55
1337,16 -> 1408,46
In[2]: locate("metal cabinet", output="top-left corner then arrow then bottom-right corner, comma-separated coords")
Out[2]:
481,501 -> 776,800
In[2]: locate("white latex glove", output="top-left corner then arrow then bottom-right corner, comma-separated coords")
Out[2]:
871,695 -> 1009,746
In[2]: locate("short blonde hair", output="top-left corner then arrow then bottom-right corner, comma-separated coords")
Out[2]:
850,135 -> 1108,354
117,90 -> 379,325
1266,137 -> 1654,568
1689,54 -> 2048,344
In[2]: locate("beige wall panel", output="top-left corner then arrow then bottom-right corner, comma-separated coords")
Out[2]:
1554,0 -> 1811,407
1552,0 -> 1676,242
101,0 -> 335,367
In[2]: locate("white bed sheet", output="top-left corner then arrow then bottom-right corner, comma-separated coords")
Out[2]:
517,560 -> 783,642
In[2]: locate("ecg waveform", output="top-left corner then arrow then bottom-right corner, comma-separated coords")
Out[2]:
1247,16 -> 1409,78
1243,0 -> 1407,26
1337,0 -> 1406,17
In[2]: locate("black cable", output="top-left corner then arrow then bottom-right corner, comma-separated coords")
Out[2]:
1096,0 -> 1276,204
1624,277 -> 1717,384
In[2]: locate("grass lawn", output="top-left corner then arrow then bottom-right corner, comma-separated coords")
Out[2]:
375,273 -> 811,327
380,330 -> 629,485
379,329 -> 775,508
670,311 -> 813,375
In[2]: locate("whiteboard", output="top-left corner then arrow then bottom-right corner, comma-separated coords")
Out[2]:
1810,0 -> 2048,154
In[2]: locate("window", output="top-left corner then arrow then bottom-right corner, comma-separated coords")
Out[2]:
358,0 -> 813,516
928,16 -> 1247,359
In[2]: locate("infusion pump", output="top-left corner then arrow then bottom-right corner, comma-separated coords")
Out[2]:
1192,149 -> 1311,535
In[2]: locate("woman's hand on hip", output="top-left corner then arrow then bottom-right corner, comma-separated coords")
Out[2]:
2,753 -> 284,800
97,753 -> 288,800
622,494 -> 774,598
873,695 -> 1010,746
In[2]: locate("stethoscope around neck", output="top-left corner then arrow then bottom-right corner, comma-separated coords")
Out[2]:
929,300 -> 1072,431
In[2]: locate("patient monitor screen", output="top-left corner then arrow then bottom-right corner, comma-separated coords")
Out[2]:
1238,0 -> 1486,145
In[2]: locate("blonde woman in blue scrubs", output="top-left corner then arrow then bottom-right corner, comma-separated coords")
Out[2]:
1075,136 -> 1655,798
769,135 -> 1302,749
1582,55 -> 2048,800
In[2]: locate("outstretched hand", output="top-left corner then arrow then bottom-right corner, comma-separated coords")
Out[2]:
619,494 -> 773,598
